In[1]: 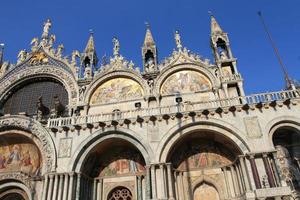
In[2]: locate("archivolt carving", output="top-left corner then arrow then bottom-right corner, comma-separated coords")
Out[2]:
0,116 -> 56,173
0,65 -> 78,106
0,172 -> 33,190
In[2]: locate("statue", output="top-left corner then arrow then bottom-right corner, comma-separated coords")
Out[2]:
145,57 -> 155,72
175,30 -> 183,50
50,95 -> 65,118
56,44 -> 64,58
42,19 -> 52,39
71,50 -> 80,65
220,50 -> 228,60
112,37 -> 120,56
30,37 -> 39,51
17,50 -> 27,64
48,34 -> 56,48
36,96 -> 49,121
0,62 -> 10,77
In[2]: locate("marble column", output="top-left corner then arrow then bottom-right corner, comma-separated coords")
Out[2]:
174,171 -> 179,200
239,157 -> 251,191
75,174 -> 81,200
97,179 -> 103,200
57,174 -> 64,200
62,174 -> 69,200
249,155 -> 262,189
151,165 -> 157,199
222,167 -> 231,198
42,174 -> 49,200
68,173 -> 74,200
179,172 -> 184,200
236,164 -> 244,193
146,166 -> 151,199
47,174 -> 54,200
167,164 -> 174,200
262,154 -> 276,187
230,166 -> 239,197
93,179 -> 97,200
52,174 -> 59,200
160,164 -> 166,198
270,152 -> 281,186
137,176 -> 143,200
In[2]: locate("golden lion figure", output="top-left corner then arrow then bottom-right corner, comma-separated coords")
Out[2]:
29,52 -> 48,65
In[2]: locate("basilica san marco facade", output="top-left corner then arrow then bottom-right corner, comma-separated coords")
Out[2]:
0,15 -> 299,200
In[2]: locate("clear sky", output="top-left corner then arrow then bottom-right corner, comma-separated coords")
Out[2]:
0,0 -> 299,94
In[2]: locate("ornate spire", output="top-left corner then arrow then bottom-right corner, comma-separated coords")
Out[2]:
210,14 -> 223,35
143,22 -> 155,46
84,30 -> 96,53
0,43 -> 4,66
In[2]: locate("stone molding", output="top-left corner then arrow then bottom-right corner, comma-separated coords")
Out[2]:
0,172 -> 33,190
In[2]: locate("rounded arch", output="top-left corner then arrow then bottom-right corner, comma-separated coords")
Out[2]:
154,63 -> 220,97
0,116 -> 56,173
84,70 -> 150,105
0,181 -> 32,200
192,176 -> 224,200
266,116 -> 300,148
0,65 -> 79,107
157,118 -> 250,163
70,128 -> 154,172
107,186 -> 133,200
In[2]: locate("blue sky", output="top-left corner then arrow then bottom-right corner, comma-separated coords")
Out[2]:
0,0 -> 299,94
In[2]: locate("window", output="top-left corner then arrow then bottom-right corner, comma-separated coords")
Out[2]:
2,78 -> 68,116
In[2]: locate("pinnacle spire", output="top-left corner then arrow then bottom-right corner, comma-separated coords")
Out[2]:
85,30 -> 96,53
143,23 -> 155,46
210,13 -> 223,35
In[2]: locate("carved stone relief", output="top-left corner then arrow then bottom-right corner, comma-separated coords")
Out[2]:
244,116 -> 262,138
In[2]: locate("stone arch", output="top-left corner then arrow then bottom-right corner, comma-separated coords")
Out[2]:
0,65 -> 79,107
70,128 -> 154,172
0,116 -> 56,173
84,70 -> 150,105
192,176 -> 224,200
154,63 -> 220,96
0,181 -> 33,200
266,116 -> 300,148
157,118 -> 250,163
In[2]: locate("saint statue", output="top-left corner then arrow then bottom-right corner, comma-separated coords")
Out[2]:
42,19 -> 52,38
175,30 -> 183,50
112,37 -> 120,56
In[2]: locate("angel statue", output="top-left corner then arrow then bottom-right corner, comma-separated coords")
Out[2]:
30,37 -> 39,52
112,37 -> 120,56
17,50 -> 27,64
71,50 -> 80,65
175,30 -> 183,50
56,44 -> 64,58
42,19 -> 52,39
48,34 -> 56,48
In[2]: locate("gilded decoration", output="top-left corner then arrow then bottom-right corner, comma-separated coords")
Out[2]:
160,70 -> 211,95
90,78 -> 144,104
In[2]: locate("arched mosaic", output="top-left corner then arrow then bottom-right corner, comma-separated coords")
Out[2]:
90,78 -> 144,104
0,134 -> 41,176
160,70 -> 212,95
